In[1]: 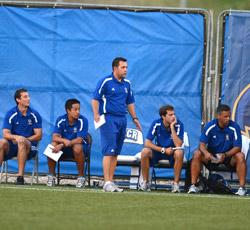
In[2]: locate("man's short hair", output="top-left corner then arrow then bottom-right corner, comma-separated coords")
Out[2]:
65,98 -> 80,112
14,88 -> 28,105
112,57 -> 127,70
159,105 -> 174,117
216,104 -> 231,114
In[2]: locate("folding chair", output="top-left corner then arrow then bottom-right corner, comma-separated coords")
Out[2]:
57,133 -> 92,186
206,134 -> 250,180
0,145 -> 39,185
116,128 -> 143,189
151,132 -> 191,189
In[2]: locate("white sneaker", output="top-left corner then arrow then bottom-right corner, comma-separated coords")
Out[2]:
188,184 -> 199,194
235,187 -> 246,196
47,175 -> 56,187
76,177 -> 85,188
138,181 -> 151,192
103,181 -> 123,192
172,183 -> 180,193
103,181 -> 116,192
112,183 -> 124,192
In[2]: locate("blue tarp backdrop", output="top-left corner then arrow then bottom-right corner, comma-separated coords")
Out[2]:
0,6 -> 204,175
221,12 -> 250,179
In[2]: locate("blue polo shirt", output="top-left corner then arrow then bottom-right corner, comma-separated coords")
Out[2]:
146,118 -> 184,147
53,114 -> 88,141
93,73 -> 135,116
2,106 -> 42,146
200,119 -> 242,154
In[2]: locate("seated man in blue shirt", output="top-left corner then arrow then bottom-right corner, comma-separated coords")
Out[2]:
139,105 -> 184,192
0,88 -> 42,185
47,99 -> 89,188
188,104 -> 247,196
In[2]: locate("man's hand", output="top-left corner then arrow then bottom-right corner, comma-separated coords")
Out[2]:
94,113 -> 100,123
13,135 -> 27,144
217,153 -> 226,163
165,147 -> 174,156
133,118 -> 142,131
170,116 -> 177,130
52,144 -> 63,153
63,139 -> 71,147
203,151 -> 213,162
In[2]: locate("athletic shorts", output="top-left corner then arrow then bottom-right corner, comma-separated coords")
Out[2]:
61,144 -> 89,159
4,140 -> 37,160
206,154 -> 233,170
100,114 -> 127,156
151,150 -> 175,167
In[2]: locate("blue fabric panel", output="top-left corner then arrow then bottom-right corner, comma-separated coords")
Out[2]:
0,6 -> 204,176
221,12 -> 250,179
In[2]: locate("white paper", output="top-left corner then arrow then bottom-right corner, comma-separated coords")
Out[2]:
94,114 -> 106,129
211,154 -> 223,164
43,144 -> 63,162
172,146 -> 185,150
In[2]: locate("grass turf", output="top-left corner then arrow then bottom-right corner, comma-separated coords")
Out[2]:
0,185 -> 250,230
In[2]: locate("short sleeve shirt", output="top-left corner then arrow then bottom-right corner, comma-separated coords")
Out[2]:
200,119 -> 242,154
3,106 -> 42,146
93,73 -> 135,115
146,118 -> 184,147
53,114 -> 88,141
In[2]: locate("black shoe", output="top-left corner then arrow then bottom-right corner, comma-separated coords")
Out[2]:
16,176 -> 24,185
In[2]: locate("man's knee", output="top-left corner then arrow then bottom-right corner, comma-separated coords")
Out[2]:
141,148 -> 152,159
174,150 -> 184,161
0,139 -> 8,150
234,152 -> 246,165
192,149 -> 202,162
72,144 -> 84,157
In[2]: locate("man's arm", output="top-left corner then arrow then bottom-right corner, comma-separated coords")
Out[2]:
92,99 -> 100,122
144,139 -> 173,156
170,118 -> 183,147
127,103 -> 141,131
199,142 -> 213,161
218,146 -> 241,163
27,128 -> 42,142
52,133 -> 70,147
3,129 -> 21,141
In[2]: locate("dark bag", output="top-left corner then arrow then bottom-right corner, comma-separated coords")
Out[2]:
207,174 -> 234,194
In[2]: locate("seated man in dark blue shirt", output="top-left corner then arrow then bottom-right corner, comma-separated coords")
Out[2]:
47,99 -> 88,188
139,105 -> 184,192
0,88 -> 42,185
188,104 -> 247,196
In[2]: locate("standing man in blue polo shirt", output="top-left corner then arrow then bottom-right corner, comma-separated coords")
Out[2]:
92,57 -> 141,192
47,98 -> 88,188
139,105 -> 184,192
0,88 -> 42,185
188,104 -> 247,195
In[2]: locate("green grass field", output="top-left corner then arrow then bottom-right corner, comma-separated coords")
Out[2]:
1,184 -> 250,230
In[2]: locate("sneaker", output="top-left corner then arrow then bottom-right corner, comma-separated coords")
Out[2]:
47,175 -> 56,187
112,183 -> 124,192
188,184 -> 199,194
103,181 -> 123,192
138,181 -> 151,192
235,187 -> 246,196
16,176 -> 24,185
172,183 -> 180,193
103,181 -> 116,192
76,177 -> 85,188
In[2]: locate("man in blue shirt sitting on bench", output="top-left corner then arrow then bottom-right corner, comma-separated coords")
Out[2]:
188,104 -> 247,196
139,105 -> 184,192
47,98 -> 88,188
0,88 -> 42,185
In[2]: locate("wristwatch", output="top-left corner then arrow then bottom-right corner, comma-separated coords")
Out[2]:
161,147 -> 166,154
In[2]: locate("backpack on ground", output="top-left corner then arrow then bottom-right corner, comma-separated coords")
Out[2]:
207,173 -> 234,194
